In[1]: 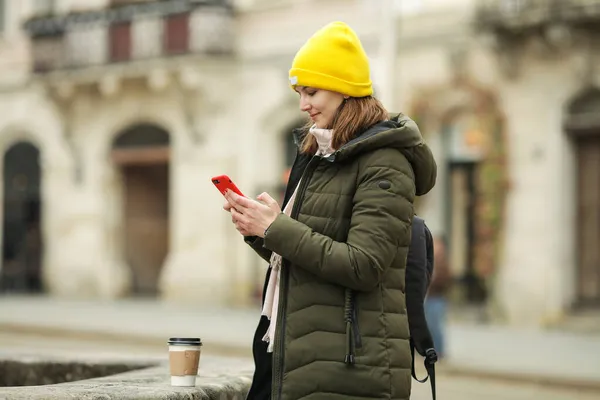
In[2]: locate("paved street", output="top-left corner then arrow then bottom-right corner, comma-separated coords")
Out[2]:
411,374 -> 600,400
2,295 -> 600,387
2,330 -> 599,400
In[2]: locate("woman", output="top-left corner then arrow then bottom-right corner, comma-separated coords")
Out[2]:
224,21 -> 437,400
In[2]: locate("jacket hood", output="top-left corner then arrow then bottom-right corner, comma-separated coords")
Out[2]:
293,114 -> 437,196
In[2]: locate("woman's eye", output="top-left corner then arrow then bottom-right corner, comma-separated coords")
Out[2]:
307,91 -> 317,96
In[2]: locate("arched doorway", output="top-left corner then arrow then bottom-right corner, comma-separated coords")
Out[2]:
0,142 -> 43,293
410,82 -> 509,307
442,112 -> 489,304
565,87 -> 600,307
111,124 -> 170,296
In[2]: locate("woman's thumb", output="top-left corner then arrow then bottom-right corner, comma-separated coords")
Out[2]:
257,192 -> 278,208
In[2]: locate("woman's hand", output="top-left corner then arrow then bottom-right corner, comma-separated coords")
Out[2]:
224,190 -> 281,238
223,199 -> 251,236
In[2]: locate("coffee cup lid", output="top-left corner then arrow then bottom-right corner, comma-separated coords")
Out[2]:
168,337 -> 202,346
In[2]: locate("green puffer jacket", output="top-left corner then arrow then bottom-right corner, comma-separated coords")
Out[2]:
248,113 -> 436,400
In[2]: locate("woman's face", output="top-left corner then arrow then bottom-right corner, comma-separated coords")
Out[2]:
296,86 -> 345,129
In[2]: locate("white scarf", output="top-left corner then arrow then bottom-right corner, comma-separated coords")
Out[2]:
261,125 -> 334,352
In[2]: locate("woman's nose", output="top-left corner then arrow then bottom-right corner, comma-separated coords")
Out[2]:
300,97 -> 311,112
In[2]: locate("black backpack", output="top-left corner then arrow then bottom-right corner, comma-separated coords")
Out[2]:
406,215 -> 438,400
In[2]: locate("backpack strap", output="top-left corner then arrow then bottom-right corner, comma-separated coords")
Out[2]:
407,215 -> 438,399
410,338 -> 437,400
406,217 -> 435,355
423,219 -> 435,282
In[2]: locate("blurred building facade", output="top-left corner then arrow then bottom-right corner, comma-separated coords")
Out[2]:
0,0 -> 241,304
468,0 -> 600,326
0,0 -> 599,327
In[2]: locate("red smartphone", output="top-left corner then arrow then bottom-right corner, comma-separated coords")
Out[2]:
211,174 -> 245,197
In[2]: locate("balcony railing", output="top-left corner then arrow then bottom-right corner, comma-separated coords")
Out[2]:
24,0 -> 234,73
476,0 -> 600,32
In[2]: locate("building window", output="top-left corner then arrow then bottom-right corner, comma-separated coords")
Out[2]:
109,22 -> 132,62
164,13 -> 190,55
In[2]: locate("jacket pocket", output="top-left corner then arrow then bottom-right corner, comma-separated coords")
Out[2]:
352,300 -> 362,349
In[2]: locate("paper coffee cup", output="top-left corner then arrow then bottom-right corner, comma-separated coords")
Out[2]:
168,337 -> 202,387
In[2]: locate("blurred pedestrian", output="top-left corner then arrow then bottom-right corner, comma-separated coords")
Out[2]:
224,21 -> 437,400
425,235 -> 452,359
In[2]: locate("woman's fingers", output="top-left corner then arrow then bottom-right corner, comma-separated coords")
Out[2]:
227,190 -> 273,237
224,191 -> 253,236
237,226 -> 251,236
231,206 -> 241,220
231,207 -> 248,226
231,214 -> 250,236
225,190 -> 253,211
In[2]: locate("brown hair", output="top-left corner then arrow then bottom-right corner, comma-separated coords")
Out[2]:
300,96 -> 388,154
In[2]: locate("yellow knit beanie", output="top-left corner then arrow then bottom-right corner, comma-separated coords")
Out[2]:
289,21 -> 373,97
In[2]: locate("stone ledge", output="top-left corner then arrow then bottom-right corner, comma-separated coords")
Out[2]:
0,358 -> 154,387
0,363 -> 253,400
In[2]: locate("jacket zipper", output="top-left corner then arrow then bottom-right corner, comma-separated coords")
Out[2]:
272,156 -> 320,400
